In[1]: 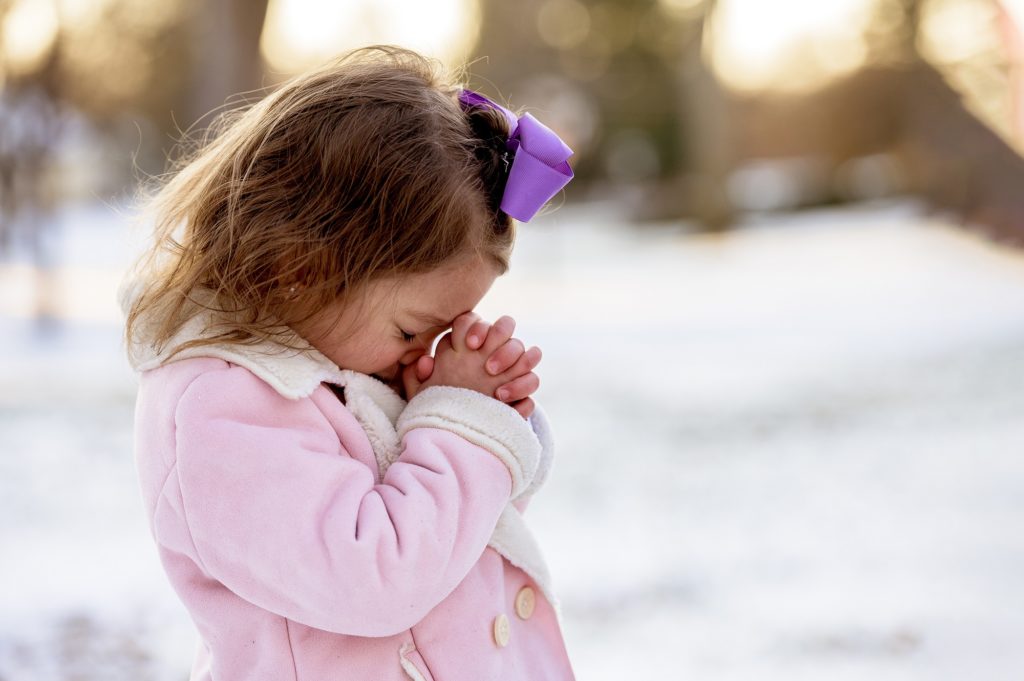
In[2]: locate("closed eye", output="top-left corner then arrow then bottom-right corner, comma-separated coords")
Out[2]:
400,321 -> 453,345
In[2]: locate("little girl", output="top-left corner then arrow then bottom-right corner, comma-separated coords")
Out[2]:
122,46 -> 575,680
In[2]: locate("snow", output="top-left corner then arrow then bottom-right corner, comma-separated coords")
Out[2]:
2,199 -> 1023,679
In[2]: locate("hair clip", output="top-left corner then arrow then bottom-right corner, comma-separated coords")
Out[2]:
459,89 -> 574,222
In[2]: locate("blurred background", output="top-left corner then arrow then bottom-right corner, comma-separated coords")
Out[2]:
2,0 -> 1024,679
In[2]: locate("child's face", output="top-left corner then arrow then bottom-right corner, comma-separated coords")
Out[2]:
292,254 -> 501,387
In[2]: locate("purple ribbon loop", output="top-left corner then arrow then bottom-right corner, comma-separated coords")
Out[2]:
459,90 -> 574,222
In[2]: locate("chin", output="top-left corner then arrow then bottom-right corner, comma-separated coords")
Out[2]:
370,364 -> 398,382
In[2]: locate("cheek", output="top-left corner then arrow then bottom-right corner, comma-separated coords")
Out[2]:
383,342 -> 409,365
313,330 -> 391,372
368,334 -> 413,367
351,339 -> 399,370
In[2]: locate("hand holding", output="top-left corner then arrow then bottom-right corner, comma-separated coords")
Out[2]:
413,313 -> 542,418
467,315 -> 542,417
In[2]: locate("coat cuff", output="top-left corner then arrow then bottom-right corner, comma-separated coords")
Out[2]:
397,386 -> 541,499
519,403 -> 555,501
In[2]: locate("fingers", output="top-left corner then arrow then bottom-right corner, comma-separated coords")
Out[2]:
511,397 -> 536,419
491,344 -> 541,377
480,315 -> 516,355
450,312 -> 482,352
486,337 -> 527,376
494,371 -> 540,403
401,362 -> 423,401
465,319 -> 491,350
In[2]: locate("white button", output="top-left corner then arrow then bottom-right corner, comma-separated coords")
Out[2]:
515,586 -> 536,620
493,613 -> 510,647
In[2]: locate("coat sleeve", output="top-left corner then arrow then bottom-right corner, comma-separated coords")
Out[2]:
168,365 -> 541,636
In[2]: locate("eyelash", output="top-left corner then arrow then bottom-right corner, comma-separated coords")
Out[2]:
400,329 -> 417,342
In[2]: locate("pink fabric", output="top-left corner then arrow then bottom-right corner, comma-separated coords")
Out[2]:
133,357 -> 575,680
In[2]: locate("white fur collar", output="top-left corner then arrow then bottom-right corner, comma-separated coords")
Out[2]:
122,286 -> 410,473
123,291 -> 347,400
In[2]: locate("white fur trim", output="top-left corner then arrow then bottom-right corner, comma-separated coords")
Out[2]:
489,506 -> 557,608
397,386 -> 540,499
519,405 -> 555,501
335,370 -> 406,473
123,287 -> 343,400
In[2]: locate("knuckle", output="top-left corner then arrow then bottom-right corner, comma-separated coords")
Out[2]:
495,315 -> 516,334
454,312 -> 478,327
512,353 -> 533,373
518,398 -> 534,418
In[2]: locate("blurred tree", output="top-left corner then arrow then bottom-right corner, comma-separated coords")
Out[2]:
681,0 -> 1024,240
0,0 -> 272,326
0,1 -> 65,327
183,0 -> 269,133
890,0 -> 1024,242
469,0 -> 689,211
469,0 -> 1024,240
672,0 -> 736,231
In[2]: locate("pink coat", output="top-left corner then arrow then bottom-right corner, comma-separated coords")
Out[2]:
128,310 -> 575,680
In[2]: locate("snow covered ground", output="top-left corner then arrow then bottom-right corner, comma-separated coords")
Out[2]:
1,200 -> 1023,679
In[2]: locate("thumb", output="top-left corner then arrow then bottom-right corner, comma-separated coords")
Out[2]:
415,355 -> 435,382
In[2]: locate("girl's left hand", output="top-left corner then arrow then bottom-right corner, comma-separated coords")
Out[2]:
403,314 -> 542,418
464,315 -> 542,418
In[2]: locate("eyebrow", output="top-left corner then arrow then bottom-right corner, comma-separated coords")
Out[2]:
406,310 -> 453,327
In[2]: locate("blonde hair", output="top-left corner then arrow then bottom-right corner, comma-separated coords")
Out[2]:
124,45 -> 514,358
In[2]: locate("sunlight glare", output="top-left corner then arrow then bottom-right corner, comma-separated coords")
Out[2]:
55,0 -> 109,25
261,0 -> 481,73
2,0 -> 59,76
708,0 -> 873,93
1005,0 -> 1024,29
920,0 -> 1001,64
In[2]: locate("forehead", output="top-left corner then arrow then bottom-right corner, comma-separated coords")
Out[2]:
387,256 -> 500,322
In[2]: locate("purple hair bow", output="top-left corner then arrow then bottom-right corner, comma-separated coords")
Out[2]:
459,89 -> 574,222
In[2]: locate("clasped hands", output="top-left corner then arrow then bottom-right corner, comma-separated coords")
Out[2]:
402,314 -> 541,419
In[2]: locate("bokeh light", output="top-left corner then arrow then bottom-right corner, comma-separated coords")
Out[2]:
537,0 -> 592,51
260,0 -> 481,73
707,0 -> 873,93
1,0 -> 59,77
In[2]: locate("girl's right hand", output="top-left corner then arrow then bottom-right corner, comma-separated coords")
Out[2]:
404,313 -> 542,418
468,315 -> 542,418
